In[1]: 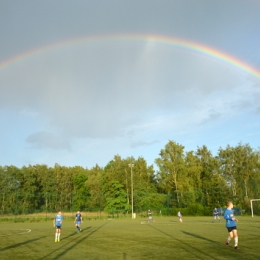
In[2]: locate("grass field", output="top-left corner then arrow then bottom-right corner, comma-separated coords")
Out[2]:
0,216 -> 259,260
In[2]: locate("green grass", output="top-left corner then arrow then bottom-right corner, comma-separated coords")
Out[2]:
0,216 -> 259,259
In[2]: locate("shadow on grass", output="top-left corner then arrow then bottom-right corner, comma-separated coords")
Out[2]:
147,224 -> 219,260
61,226 -> 92,240
0,236 -> 46,252
38,222 -> 110,260
182,230 -> 260,258
181,231 -> 223,245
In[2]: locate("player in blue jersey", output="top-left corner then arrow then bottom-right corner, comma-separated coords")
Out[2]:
212,208 -> 221,222
53,210 -> 64,242
224,202 -> 238,249
74,210 -> 83,233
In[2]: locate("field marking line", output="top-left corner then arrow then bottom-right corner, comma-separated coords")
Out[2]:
0,229 -> 31,237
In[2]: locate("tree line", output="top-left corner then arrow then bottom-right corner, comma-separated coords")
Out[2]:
0,141 -> 260,216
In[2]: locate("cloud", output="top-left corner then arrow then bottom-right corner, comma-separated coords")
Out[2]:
130,140 -> 160,148
1,39 -> 259,145
26,131 -> 71,151
200,109 -> 221,125
255,107 -> 260,114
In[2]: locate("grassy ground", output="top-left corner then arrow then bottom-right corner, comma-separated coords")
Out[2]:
0,216 -> 259,260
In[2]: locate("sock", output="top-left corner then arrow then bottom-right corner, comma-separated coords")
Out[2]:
227,236 -> 231,243
234,237 -> 238,246
55,233 -> 58,239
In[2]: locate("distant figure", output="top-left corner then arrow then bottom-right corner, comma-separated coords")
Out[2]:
213,208 -> 221,222
148,209 -> 155,222
74,210 -> 83,233
224,201 -> 238,249
53,210 -> 64,242
177,211 -> 183,223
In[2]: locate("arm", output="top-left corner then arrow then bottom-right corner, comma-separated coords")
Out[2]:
224,211 -> 238,222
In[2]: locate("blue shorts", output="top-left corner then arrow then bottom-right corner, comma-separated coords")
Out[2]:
76,221 -> 81,225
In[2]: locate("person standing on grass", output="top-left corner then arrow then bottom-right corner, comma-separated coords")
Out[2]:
74,210 -> 83,233
224,201 -> 238,249
177,211 -> 183,223
213,208 -> 221,222
53,210 -> 64,242
147,209 -> 155,222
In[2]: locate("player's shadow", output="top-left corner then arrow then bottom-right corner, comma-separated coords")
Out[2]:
181,231 -> 223,245
0,236 -> 46,252
62,226 -> 92,240
38,222 -> 110,260
147,224 -> 218,259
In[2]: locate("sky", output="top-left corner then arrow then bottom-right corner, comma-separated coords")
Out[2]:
0,0 -> 260,169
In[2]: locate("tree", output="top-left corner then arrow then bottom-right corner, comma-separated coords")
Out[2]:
85,165 -> 103,210
104,181 -> 128,214
73,173 -> 88,211
155,141 -> 186,206
196,145 -> 219,207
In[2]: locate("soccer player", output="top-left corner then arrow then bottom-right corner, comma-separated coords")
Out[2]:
53,210 -> 64,242
224,201 -> 238,249
147,209 -> 155,223
213,207 -> 221,222
74,210 -> 83,233
177,211 -> 183,223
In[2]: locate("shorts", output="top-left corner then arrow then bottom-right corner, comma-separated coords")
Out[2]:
227,226 -> 237,232
76,221 -> 81,225
56,226 -> 62,229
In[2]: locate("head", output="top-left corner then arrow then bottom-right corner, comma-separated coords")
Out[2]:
77,211 -> 80,214
227,201 -> 233,208
57,210 -> 61,215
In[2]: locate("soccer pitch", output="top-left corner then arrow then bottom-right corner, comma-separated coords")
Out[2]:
0,216 -> 259,260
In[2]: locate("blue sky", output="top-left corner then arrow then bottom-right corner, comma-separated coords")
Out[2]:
0,0 -> 260,168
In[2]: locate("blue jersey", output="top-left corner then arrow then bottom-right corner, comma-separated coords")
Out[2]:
213,209 -> 218,216
54,215 -> 64,226
224,208 -> 236,227
75,213 -> 82,222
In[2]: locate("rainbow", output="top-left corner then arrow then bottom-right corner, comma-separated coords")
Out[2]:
0,34 -> 260,79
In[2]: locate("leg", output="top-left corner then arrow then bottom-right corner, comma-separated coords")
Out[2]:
77,224 -> 81,231
232,230 -> 238,249
76,223 -> 80,232
226,231 -> 233,246
57,228 -> 61,241
55,228 -> 58,242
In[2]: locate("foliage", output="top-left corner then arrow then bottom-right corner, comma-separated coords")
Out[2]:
0,141 -> 260,216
